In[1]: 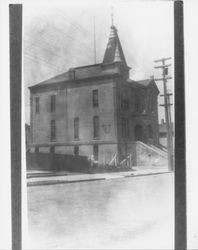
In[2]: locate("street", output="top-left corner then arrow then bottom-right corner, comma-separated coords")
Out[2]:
26,173 -> 174,249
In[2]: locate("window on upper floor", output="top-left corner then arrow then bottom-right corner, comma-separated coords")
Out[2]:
93,116 -> 99,139
93,89 -> 99,107
134,95 -> 144,113
93,144 -> 99,161
35,97 -> 40,114
50,120 -> 56,141
151,96 -> 156,113
50,94 -> 56,113
121,90 -> 129,110
74,117 -> 79,140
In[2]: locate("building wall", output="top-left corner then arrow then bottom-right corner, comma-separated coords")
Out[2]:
66,81 -> 117,143
30,80 -> 118,163
30,78 -> 159,165
31,88 -> 67,144
115,81 -> 159,157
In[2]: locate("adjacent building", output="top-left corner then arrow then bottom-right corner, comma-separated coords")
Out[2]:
159,119 -> 174,148
29,24 -> 160,164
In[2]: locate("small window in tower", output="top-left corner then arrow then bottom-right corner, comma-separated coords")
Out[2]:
35,97 -> 40,114
50,95 -> 56,113
93,89 -> 99,107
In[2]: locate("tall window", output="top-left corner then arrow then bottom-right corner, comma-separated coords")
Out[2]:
151,95 -> 156,113
122,118 -> 129,138
74,117 -> 79,140
93,89 -> 98,107
93,116 -> 99,139
121,90 -> 129,110
50,95 -> 56,112
51,120 -> 56,141
35,97 -> 40,114
134,95 -> 143,113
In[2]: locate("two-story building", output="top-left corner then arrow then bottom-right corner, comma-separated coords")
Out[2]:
29,24 -> 160,165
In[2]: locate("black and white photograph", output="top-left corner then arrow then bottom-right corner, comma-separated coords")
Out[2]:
4,0 -> 198,249
24,1 -> 175,249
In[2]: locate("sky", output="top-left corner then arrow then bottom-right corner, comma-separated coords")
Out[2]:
23,0 -> 174,124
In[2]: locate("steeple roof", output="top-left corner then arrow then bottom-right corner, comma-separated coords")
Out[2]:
103,25 -> 128,66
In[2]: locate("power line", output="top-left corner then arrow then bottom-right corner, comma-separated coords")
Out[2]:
24,39 -> 74,66
24,52 -> 65,73
37,16 -> 93,54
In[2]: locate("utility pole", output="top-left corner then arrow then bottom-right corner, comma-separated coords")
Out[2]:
154,57 -> 174,171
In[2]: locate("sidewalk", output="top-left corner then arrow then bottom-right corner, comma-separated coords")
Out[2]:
27,166 -> 170,187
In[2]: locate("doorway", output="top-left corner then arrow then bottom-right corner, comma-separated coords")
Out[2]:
134,124 -> 144,142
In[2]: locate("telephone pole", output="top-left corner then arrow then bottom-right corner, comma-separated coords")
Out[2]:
154,57 -> 174,171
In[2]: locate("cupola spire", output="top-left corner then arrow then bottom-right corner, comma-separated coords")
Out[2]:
103,24 -> 127,66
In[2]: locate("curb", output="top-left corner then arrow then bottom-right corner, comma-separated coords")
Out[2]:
124,171 -> 171,178
28,177 -> 106,187
27,171 -> 172,187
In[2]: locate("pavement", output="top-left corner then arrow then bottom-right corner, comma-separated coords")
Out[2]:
27,166 -> 169,186
26,172 -> 174,249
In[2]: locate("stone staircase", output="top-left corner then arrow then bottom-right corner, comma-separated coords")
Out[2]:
134,141 -> 168,167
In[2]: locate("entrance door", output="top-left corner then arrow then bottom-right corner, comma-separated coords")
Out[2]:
134,124 -> 144,142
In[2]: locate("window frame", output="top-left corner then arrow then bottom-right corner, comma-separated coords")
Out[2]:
50,119 -> 56,141
93,116 -> 99,139
74,117 -> 79,140
92,89 -> 99,107
35,97 -> 40,114
50,94 -> 56,113
121,90 -> 129,110
93,144 -> 99,161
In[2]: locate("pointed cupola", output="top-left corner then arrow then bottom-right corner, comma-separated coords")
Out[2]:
102,25 -> 130,79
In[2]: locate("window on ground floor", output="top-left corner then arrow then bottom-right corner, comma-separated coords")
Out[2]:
93,144 -> 99,161
74,146 -> 79,156
51,120 -> 56,141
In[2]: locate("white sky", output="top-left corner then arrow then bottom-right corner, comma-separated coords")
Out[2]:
23,0 -> 174,124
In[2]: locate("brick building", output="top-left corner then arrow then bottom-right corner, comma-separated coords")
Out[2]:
29,25 -> 160,164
